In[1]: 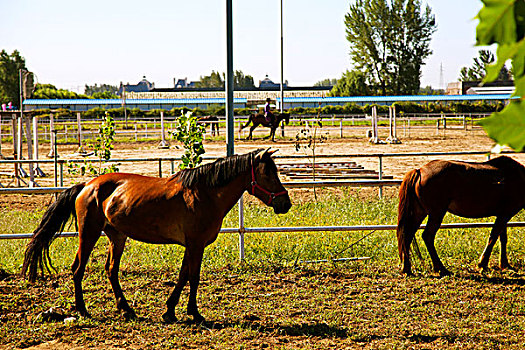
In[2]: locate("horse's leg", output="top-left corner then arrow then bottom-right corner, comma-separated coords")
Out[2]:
498,223 -> 515,271
421,212 -> 449,276
72,212 -> 103,318
162,250 -> 189,323
104,227 -> 135,320
478,216 -> 511,271
248,125 -> 256,140
186,243 -> 206,323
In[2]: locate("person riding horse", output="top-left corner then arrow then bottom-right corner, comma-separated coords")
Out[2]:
264,98 -> 274,127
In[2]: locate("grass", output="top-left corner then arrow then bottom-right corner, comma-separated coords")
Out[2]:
1,188 -> 525,348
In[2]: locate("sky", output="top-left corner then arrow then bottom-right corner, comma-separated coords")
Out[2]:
1,0 -> 484,93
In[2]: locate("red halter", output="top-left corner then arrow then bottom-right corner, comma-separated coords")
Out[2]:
249,158 -> 288,205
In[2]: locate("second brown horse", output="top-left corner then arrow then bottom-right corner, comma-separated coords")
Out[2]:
22,149 -> 291,322
397,155 -> 525,276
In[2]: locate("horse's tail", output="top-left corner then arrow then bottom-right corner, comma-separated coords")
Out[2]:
239,114 -> 253,131
396,169 -> 422,260
22,183 -> 86,282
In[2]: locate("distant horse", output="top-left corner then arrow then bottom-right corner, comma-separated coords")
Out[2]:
239,112 -> 290,142
22,149 -> 291,323
197,116 -> 219,136
397,156 -> 525,276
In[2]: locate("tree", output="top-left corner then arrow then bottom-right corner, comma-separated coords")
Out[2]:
234,70 -> 255,89
459,49 -> 512,81
329,70 -> 370,96
195,71 -> 224,88
314,78 -> 338,87
33,83 -> 88,99
345,0 -> 436,95
195,70 -> 255,89
85,83 -> 119,96
418,85 -> 444,95
0,50 -> 27,105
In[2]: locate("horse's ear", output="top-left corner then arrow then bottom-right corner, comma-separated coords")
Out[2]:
255,148 -> 274,160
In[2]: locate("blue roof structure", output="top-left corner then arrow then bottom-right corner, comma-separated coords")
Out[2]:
24,98 -> 247,105
276,94 -> 511,103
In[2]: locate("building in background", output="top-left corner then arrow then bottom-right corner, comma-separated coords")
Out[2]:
118,76 -> 155,95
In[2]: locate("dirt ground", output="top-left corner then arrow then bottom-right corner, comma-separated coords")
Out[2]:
2,125 -> 525,349
1,124 -> 522,187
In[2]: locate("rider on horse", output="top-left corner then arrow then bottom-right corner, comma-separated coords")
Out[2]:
264,98 -> 274,127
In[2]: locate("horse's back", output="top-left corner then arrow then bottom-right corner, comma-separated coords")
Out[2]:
417,156 -> 525,217
77,173 -> 190,244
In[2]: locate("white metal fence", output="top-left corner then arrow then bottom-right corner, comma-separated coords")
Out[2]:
1,150 -> 524,260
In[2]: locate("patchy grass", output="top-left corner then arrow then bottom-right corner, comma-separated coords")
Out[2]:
1,189 -> 525,349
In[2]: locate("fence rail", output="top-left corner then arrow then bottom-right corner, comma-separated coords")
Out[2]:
2,179 -> 524,261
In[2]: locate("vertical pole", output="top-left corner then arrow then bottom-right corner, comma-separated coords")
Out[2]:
280,0 -> 285,138
239,194 -> 245,261
32,116 -> 38,161
48,113 -> 55,158
159,111 -> 169,148
158,159 -> 162,178
24,116 -> 35,187
378,155 -> 383,199
53,130 -> 58,188
77,112 -> 82,149
12,115 -> 19,186
340,119 -> 343,138
226,0 -> 234,157
280,0 -> 284,114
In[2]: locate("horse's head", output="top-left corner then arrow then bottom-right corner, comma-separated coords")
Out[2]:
250,149 -> 291,214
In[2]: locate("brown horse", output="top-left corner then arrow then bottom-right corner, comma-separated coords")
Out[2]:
239,112 -> 290,142
397,155 -> 525,277
22,149 -> 291,323
197,115 -> 219,136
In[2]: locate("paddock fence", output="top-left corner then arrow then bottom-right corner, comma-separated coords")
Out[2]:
0,112 -> 490,146
1,150 -> 524,260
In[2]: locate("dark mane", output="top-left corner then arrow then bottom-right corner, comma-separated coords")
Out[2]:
175,149 -> 264,188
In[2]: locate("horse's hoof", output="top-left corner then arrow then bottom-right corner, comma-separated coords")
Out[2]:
192,314 -> 205,324
122,309 -> 137,321
77,310 -> 92,319
439,269 -> 452,277
401,268 -> 413,276
162,311 -> 177,324
500,264 -> 517,272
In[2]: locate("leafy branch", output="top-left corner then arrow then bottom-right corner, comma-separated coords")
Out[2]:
477,0 -> 525,151
68,112 -> 119,176
171,111 -> 206,169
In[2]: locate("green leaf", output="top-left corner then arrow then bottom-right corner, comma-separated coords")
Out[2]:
480,101 -> 525,150
476,0 -> 517,46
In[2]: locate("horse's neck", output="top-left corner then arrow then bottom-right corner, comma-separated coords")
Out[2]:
210,171 -> 250,216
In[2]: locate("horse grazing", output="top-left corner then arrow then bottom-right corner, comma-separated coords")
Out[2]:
239,112 -> 290,142
397,156 -> 525,277
22,149 -> 291,323
197,115 -> 219,136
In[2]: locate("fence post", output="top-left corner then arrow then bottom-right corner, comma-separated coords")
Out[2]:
159,111 -> 169,149
378,155 -> 383,199
48,113 -> 56,158
77,112 -> 84,151
158,159 -> 162,178
340,119 -> 343,138
238,195 -> 245,261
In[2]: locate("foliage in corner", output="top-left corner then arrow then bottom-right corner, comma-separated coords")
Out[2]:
477,0 -> 525,151
68,112 -> 119,176
171,111 -> 206,170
